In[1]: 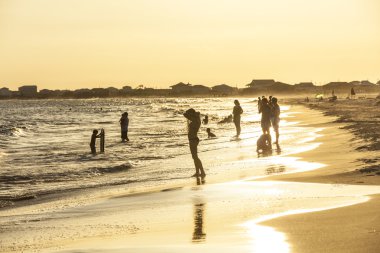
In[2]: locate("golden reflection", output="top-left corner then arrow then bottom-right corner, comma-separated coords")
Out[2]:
244,221 -> 290,253
266,165 -> 286,175
196,177 -> 206,185
192,203 -> 206,243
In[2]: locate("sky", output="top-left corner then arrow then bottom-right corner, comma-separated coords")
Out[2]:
0,0 -> 379,90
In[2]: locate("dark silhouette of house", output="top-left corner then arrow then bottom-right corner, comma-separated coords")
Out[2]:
245,79 -> 292,93
212,84 -> 237,95
19,85 -> 38,97
246,79 -> 276,88
192,85 -> 211,94
0,87 -> 12,98
170,82 -> 193,94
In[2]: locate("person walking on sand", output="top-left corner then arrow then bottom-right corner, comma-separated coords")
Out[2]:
259,98 -> 272,146
119,112 -> 129,142
271,97 -> 281,144
232,100 -> 243,137
184,108 -> 206,178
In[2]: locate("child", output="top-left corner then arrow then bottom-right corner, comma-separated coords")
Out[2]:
256,134 -> 272,153
90,129 -> 101,154
206,128 -> 216,138
202,115 -> 209,125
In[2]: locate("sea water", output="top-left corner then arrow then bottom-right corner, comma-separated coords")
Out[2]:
0,98 -> 316,208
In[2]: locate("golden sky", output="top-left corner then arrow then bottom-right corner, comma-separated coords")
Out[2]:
1,0 -> 379,90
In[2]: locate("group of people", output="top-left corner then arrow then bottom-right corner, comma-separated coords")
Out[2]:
256,96 -> 281,152
90,97 -> 280,178
185,97 -> 280,178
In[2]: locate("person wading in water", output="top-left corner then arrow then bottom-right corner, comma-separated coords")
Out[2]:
232,100 -> 243,137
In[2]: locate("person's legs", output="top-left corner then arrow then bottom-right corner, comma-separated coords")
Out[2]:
90,145 -> 96,154
125,131 -> 129,142
234,119 -> 241,136
190,139 -> 205,177
121,130 -> 125,142
274,127 -> 279,144
273,119 -> 280,144
190,140 -> 200,176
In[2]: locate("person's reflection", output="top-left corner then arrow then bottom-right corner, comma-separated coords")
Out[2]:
266,165 -> 286,175
192,203 -> 206,243
196,177 -> 206,185
275,143 -> 281,154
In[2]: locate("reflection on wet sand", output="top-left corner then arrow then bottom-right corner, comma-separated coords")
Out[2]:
196,177 -> 206,185
257,143 -> 281,158
192,203 -> 206,243
266,165 -> 286,175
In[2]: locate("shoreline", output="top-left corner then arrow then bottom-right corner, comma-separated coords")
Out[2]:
1,101 -> 380,252
260,98 -> 380,253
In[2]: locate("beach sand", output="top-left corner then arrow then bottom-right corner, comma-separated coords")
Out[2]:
1,102 -> 380,253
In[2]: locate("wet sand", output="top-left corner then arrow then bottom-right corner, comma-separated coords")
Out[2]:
1,103 -> 380,252
262,98 -> 380,253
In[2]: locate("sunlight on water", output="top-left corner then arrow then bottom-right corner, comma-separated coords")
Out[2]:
243,222 -> 290,253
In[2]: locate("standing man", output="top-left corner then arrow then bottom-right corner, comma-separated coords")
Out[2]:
259,97 -> 272,148
271,97 -> 281,144
119,112 -> 129,142
232,100 -> 243,137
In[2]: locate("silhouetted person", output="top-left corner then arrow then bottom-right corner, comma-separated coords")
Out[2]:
202,115 -> 209,125
206,128 -> 216,138
184,108 -> 206,178
232,100 -> 243,137
259,98 -> 271,134
119,112 -> 129,142
257,134 -> 272,153
90,129 -> 101,154
258,97 -> 262,112
271,97 -> 281,144
218,114 -> 233,124
351,87 -> 356,99
269,95 -> 273,106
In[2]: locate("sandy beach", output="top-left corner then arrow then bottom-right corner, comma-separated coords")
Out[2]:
1,101 -> 380,253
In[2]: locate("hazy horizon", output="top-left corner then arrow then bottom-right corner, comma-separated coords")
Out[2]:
1,0 -> 379,90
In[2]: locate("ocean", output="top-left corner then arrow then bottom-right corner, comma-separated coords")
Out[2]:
0,98 -> 318,208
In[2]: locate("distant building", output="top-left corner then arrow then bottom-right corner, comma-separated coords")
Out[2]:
39,89 -> 55,98
0,87 -> 12,98
212,84 -> 237,95
324,82 -> 349,88
294,82 -> 315,88
192,85 -> 211,94
294,82 -> 317,92
246,79 -> 275,88
358,80 -> 376,86
19,85 -> 38,97
170,82 -> 193,94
